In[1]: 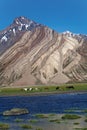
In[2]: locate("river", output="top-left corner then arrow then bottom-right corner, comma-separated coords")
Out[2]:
0,93 -> 87,130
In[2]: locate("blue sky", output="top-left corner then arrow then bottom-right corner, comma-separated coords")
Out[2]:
0,0 -> 87,34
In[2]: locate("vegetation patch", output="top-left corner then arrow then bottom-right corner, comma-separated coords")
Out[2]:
61,114 -> 81,120
49,119 -> 61,123
29,119 -> 38,123
75,128 -> 87,130
83,109 -> 87,113
0,123 -> 9,129
35,114 -> 48,118
84,119 -> 87,122
36,128 -> 43,130
14,118 -> 24,122
20,124 -> 32,129
74,122 -> 80,125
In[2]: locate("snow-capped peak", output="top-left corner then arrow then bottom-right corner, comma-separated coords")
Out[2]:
63,30 -> 76,37
13,16 -> 30,25
0,16 -> 42,49
12,16 -> 40,32
64,30 -> 72,34
63,30 -> 73,35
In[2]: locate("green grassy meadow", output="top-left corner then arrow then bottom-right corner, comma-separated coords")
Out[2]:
0,83 -> 87,96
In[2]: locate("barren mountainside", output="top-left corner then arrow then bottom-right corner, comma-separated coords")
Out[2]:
0,16 -> 87,86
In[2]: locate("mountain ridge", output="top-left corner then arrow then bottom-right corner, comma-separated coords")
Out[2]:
0,16 -> 87,86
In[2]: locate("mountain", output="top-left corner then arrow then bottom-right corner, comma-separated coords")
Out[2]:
0,16 -> 87,86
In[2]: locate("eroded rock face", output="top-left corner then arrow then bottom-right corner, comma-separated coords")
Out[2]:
0,17 -> 87,86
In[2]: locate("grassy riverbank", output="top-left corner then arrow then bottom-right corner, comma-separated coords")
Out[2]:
0,83 -> 87,96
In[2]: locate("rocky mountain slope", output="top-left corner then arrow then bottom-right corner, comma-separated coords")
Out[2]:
0,16 -> 87,86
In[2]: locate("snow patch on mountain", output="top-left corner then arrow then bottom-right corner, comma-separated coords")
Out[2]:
63,31 -> 76,37
13,28 -> 16,35
1,35 -> 7,42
